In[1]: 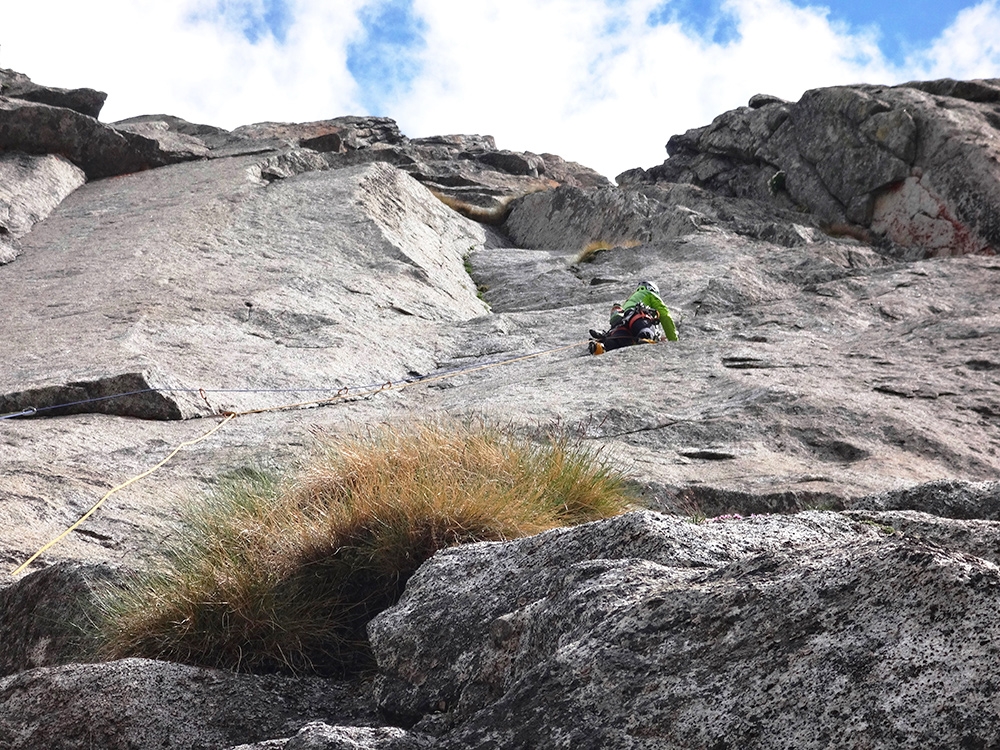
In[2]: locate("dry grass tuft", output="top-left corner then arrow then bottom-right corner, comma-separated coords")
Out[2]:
576,238 -> 641,264
429,182 -> 555,225
94,421 -> 634,676
430,191 -> 517,225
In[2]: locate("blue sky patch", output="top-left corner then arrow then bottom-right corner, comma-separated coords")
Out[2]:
347,0 -> 427,115
199,0 -> 293,44
648,0 -> 742,46
792,0 -> 976,63
646,0 -> 979,61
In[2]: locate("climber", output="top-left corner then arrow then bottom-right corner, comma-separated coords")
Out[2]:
588,280 -> 678,354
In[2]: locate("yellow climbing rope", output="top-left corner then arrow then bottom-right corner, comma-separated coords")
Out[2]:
9,340 -> 589,576
10,414 -> 236,577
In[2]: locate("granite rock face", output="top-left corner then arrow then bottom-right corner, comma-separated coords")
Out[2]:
0,67 -> 107,118
370,510 -> 1000,749
0,658 -> 383,750
623,79 -> 1000,258
0,97 -> 207,179
3,66 -> 1000,749
0,151 -> 85,264
0,563 -> 114,678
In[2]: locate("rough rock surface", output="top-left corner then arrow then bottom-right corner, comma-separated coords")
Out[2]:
0,97 -> 207,180
0,152 -> 85,264
3,67 -> 1000,748
0,658 -> 382,750
228,722 -> 433,750
853,478 -> 1000,519
0,158 -> 488,422
370,510 -> 1000,749
0,67 -> 106,118
0,563 -> 114,677
624,78 -> 1000,258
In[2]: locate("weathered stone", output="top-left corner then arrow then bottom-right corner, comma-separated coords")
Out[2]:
0,563 -> 115,677
852,478 -> 1000,520
371,510 -> 1000,749
0,658 -> 381,750
0,236 -> 16,264
0,159 -> 488,423
0,67 -> 106,118
410,133 -> 497,153
845,509 -> 1000,566
902,77 -> 1000,103
643,80 -> 1000,257
227,722 -> 434,750
113,119 -> 211,161
300,131 -> 344,153
748,93 -> 788,109
231,117 -> 405,152
870,173 -> 991,256
4,66 -> 1000,750
860,107 -> 918,163
0,152 -> 85,262
0,97 -> 204,179
474,149 -> 543,176
255,147 -> 332,181
503,178 -> 824,252
788,87 -> 909,206
537,152 -> 610,189
0,370 -> 199,420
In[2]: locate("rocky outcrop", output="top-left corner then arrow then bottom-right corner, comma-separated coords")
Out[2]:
0,658 -> 383,750
0,152 -> 85,264
852,478 -> 1000,519
623,78 -> 1000,258
0,97 -> 210,180
5,65 -> 1000,749
369,510 -> 1000,749
229,722 -> 433,750
103,114 -> 607,213
0,158 -> 488,421
503,179 -> 822,252
0,563 -> 115,677
0,67 -> 106,118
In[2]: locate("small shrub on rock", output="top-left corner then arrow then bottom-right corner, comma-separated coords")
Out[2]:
95,421 -> 633,675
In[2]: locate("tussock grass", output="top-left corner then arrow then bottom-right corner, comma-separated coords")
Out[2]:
576,238 -> 641,264
95,421 -> 634,676
430,190 -> 517,225
429,183 -> 554,225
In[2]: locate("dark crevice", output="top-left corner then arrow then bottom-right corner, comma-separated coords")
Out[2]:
0,372 -> 185,420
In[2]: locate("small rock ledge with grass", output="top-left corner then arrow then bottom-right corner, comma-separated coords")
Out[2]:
2,67 -> 1000,749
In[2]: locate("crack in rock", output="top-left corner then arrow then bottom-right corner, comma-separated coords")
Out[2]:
0,371 -> 204,420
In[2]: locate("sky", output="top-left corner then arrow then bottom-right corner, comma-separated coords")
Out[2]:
3,0 -> 1000,179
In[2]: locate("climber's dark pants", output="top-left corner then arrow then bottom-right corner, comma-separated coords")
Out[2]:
602,313 -> 657,351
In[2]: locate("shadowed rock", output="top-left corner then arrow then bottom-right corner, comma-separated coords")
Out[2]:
0,370 -> 193,420
852,478 -> 1000,519
0,658 -> 383,750
0,97 -> 206,180
0,67 -> 106,118
0,563 -> 115,678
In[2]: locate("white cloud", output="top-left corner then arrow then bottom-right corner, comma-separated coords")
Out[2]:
907,0 -> 1000,80
392,0 -> 904,177
2,0 -> 998,179
1,0 -> 367,128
